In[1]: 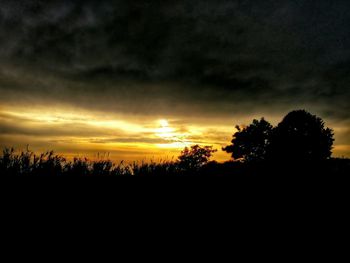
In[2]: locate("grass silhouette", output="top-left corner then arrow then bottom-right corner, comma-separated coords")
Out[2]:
0,147 -> 195,176
1,147 -> 349,176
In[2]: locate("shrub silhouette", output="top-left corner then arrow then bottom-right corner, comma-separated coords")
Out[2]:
223,118 -> 273,162
178,145 -> 217,171
267,110 -> 334,161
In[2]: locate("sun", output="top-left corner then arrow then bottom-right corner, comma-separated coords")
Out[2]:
156,119 -> 174,140
159,119 -> 169,128
154,119 -> 195,149
155,119 -> 193,148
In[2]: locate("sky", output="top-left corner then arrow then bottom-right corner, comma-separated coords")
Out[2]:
0,0 -> 350,161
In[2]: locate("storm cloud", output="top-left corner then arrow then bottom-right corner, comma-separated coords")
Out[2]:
0,0 -> 350,157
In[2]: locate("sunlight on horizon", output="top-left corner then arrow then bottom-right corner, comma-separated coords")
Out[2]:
1,105 -> 349,162
0,106 -> 233,162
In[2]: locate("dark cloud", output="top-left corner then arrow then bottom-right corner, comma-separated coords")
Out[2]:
0,111 -> 117,137
0,1 -> 350,124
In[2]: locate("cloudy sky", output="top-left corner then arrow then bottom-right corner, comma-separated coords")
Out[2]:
0,0 -> 349,161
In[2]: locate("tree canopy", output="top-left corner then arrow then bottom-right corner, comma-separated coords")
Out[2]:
225,110 -> 334,162
178,145 -> 217,171
223,118 -> 273,162
268,110 -> 334,161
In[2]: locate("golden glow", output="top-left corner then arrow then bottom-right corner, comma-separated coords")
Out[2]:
0,106 -> 234,162
155,119 -> 175,139
2,105 -> 348,161
159,119 -> 169,127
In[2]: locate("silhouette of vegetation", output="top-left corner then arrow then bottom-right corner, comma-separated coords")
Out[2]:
223,118 -> 273,162
0,147 -> 174,176
0,110 -> 348,176
268,110 -> 334,161
224,110 -> 334,163
178,145 -> 217,172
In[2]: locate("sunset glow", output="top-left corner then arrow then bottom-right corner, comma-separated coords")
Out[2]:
0,105 -> 236,162
0,1 -> 350,166
0,102 -> 349,162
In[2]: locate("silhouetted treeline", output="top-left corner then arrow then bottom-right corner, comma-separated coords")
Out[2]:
1,147 -> 349,176
1,110 -> 349,176
223,110 -> 334,162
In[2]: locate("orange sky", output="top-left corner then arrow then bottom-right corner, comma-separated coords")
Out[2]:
0,104 -> 349,162
0,104 -> 234,162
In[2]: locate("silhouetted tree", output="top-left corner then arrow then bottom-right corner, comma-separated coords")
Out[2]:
267,110 -> 334,161
178,145 -> 217,171
223,118 -> 273,162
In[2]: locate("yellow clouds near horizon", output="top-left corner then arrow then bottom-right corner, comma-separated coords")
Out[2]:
1,104 -> 349,162
0,105 -> 233,162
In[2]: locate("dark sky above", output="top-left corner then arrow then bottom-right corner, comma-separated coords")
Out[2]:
0,0 -> 350,158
